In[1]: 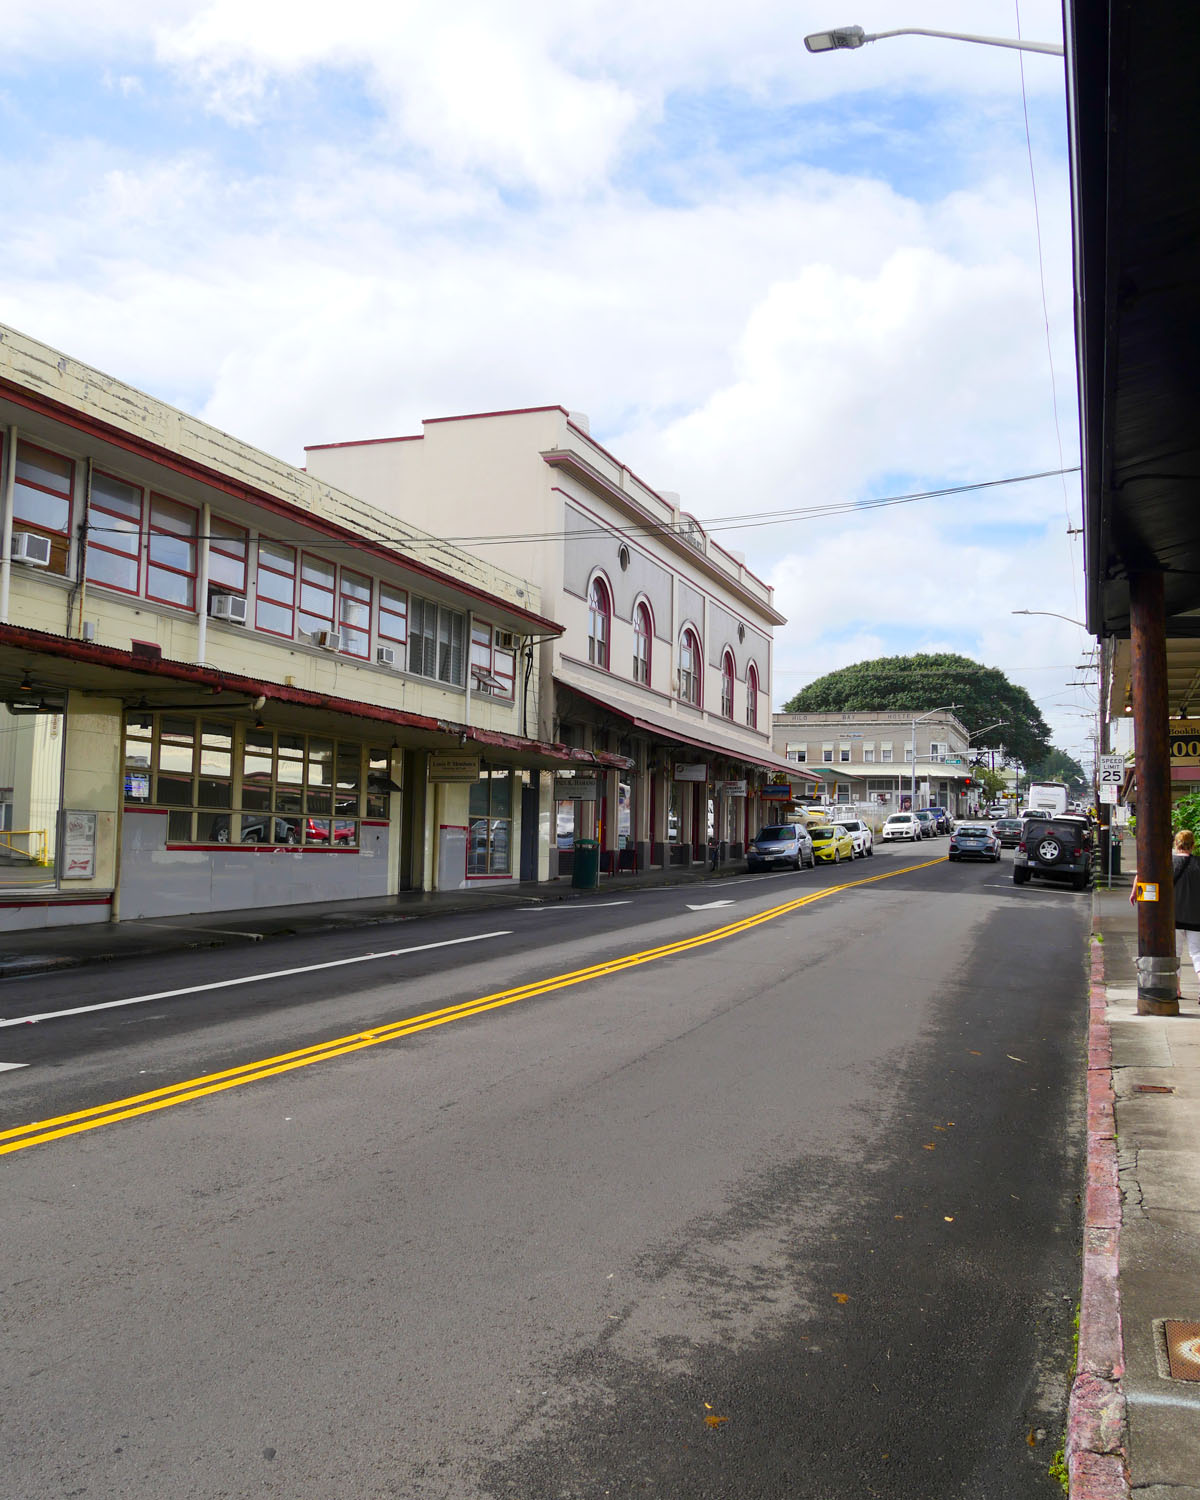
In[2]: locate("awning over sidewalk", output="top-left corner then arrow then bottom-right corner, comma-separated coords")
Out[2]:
554,673 -> 820,781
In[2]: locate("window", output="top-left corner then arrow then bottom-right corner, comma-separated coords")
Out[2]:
746,663 -> 759,728
678,628 -> 701,705
929,741 -> 945,759
721,652 -> 735,720
839,745 -> 851,763
209,516 -> 248,595
470,622 -> 516,698
256,541 -> 296,637
863,746 -> 875,763
787,744 -> 807,763
87,471 -> 143,594
822,745 -> 834,764
339,569 -> 371,658
588,576 -> 611,669
379,584 -> 408,652
410,596 -> 464,686
881,743 -> 894,763
905,740 -> 915,762
13,441 -> 73,576
146,495 -> 197,609
298,553 -> 336,639
633,601 -> 652,684
468,765 -> 512,876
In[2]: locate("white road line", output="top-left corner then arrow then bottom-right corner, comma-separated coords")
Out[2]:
0,931 -> 513,1029
524,901 -> 633,911
0,1060 -> 29,1071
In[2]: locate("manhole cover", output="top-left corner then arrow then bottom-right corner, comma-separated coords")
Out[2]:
1164,1322 -> 1200,1381
1134,1084 -> 1175,1094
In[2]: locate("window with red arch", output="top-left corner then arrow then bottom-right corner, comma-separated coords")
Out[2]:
721,651 -> 735,719
633,601 -> 652,684
747,663 -> 760,729
588,575 -> 611,669
678,627 -> 701,706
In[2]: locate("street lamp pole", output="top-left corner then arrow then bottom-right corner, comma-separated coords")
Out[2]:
911,704 -> 959,814
804,25 -> 1063,56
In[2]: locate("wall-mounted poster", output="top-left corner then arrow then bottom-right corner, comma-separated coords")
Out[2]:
62,810 -> 97,880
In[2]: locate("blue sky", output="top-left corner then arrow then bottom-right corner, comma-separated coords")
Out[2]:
0,0 -> 1095,764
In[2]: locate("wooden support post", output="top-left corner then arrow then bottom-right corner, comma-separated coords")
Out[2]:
1129,569 -> 1179,1014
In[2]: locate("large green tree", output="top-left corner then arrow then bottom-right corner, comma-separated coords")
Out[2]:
783,652 -> 1052,767
1026,747 -> 1088,792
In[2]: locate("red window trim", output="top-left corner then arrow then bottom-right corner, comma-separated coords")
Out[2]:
378,583 -> 409,645
298,550 -> 336,636
588,575 -> 612,671
721,651 -> 735,720
338,567 -> 372,659
255,539 -> 297,638
209,515 -> 249,595
146,493 -> 199,612
86,469 -> 145,597
747,664 -> 759,729
13,438 -> 74,535
679,627 -> 702,707
633,600 -> 653,685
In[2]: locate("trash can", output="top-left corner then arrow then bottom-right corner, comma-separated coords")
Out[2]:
572,838 -> 600,890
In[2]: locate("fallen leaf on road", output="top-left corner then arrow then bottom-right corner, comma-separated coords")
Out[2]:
922,1143 -> 936,1150
705,1415 -> 729,1428
968,1050 -> 982,1056
944,1216 -> 954,1222
833,1293 -> 850,1304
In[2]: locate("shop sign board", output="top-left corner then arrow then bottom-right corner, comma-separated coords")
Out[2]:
673,763 -> 708,782
429,754 -> 480,783
720,780 -> 747,797
554,776 -> 597,800
760,784 -> 791,800
1169,722 -> 1200,762
62,810 -> 97,880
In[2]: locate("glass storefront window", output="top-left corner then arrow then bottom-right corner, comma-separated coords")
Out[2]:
468,765 -> 511,875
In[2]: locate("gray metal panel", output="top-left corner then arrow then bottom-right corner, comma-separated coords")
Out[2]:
564,504 -> 672,634
678,581 -> 705,636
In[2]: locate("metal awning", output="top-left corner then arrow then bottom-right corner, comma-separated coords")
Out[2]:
1069,2 -> 1200,638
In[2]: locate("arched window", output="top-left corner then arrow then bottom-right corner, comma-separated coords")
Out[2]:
721,651 -> 735,719
633,601 -> 652,684
588,576 -> 611,669
746,663 -> 759,729
678,627 -> 701,706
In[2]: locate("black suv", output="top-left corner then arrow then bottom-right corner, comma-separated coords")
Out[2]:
1013,815 -> 1094,891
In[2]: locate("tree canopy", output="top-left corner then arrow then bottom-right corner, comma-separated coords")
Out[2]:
1026,748 -> 1088,792
782,652 -> 1052,767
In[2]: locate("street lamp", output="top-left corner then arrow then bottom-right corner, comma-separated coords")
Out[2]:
804,24 -> 1063,56
1011,609 -> 1088,628
911,704 -> 959,814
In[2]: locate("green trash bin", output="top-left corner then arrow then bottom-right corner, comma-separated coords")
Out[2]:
572,838 -> 600,890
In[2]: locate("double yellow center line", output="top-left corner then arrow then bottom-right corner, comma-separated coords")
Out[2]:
2,856 -> 945,1157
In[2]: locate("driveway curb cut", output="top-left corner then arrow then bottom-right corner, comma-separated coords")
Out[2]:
1066,934 -> 1130,1498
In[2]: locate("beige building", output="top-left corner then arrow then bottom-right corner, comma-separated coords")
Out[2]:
307,408 -> 814,872
772,710 -> 977,815
0,327 -> 626,929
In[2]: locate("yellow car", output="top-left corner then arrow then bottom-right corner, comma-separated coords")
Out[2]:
808,823 -> 854,864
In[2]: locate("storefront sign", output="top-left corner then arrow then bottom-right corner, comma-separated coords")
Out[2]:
62,810 -> 96,880
719,780 -> 747,797
760,785 -> 791,800
1169,721 -> 1200,762
429,754 -> 480,783
124,772 -> 150,801
674,763 -> 708,782
554,776 -> 597,801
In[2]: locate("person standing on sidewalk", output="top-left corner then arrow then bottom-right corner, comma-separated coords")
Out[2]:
1171,829 -> 1200,990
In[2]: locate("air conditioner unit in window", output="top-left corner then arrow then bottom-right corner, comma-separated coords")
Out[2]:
11,532 -> 52,568
376,645 -> 397,668
495,630 -> 518,650
314,630 -> 342,651
208,593 -> 248,625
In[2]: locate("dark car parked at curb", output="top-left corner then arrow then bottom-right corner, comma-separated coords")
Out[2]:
915,809 -> 940,838
1013,814 -> 1094,891
747,824 -> 814,872
993,817 -> 1024,848
948,823 -> 1001,862
925,805 -> 952,834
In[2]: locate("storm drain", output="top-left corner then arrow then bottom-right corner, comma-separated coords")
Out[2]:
1163,1322 -> 1200,1381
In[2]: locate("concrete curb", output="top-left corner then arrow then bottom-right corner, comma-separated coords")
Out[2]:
1066,936 -> 1130,1498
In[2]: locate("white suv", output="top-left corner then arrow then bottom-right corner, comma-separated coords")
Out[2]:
882,813 -> 921,841
835,818 -> 874,858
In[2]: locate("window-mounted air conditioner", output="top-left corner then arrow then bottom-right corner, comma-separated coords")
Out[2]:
11,532 -> 52,568
314,630 -> 342,652
494,630 -> 518,650
376,645 -> 397,668
208,593 -> 248,625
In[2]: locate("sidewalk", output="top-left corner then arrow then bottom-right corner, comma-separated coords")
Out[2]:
1072,878 -> 1200,1499
0,861 -> 732,979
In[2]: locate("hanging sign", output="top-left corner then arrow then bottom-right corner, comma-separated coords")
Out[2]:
673,763 -> 708,782
429,754 -> 480,783
1169,722 -> 1200,763
760,784 -> 791,800
554,776 -> 597,800
720,780 -> 747,797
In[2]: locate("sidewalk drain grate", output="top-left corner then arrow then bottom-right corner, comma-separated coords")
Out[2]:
1164,1322 -> 1200,1381
1133,1084 -> 1175,1094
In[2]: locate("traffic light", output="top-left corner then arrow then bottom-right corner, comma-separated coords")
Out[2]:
963,777 -> 972,787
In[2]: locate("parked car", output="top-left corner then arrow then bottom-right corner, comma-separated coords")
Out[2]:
948,823 -> 1001,862
882,812 -> 921,841
914,809 -> 940,838
809,823 -> 855,864
1013,814 -> 1094,891
834,818 -> 874,858
925,805 -> 952,834
746,823 -> 814,871
212,815 -> 299,845
985,804 -> 1007,820
993,817 -> 1024,848
303,817 -> 355,844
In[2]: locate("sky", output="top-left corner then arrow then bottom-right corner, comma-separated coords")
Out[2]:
0,0 -> 1098,768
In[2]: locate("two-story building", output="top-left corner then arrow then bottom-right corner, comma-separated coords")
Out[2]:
306,408 -> 815,872
772,710 -> 976,816
0,327 -> 628,929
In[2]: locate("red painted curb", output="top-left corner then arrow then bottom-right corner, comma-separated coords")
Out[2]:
1067,936 -> 1130,1499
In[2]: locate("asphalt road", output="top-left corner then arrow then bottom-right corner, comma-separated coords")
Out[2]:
0,846 -> 1088,1499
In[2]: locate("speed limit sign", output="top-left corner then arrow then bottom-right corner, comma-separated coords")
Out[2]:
1100,754 -> 1124,785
